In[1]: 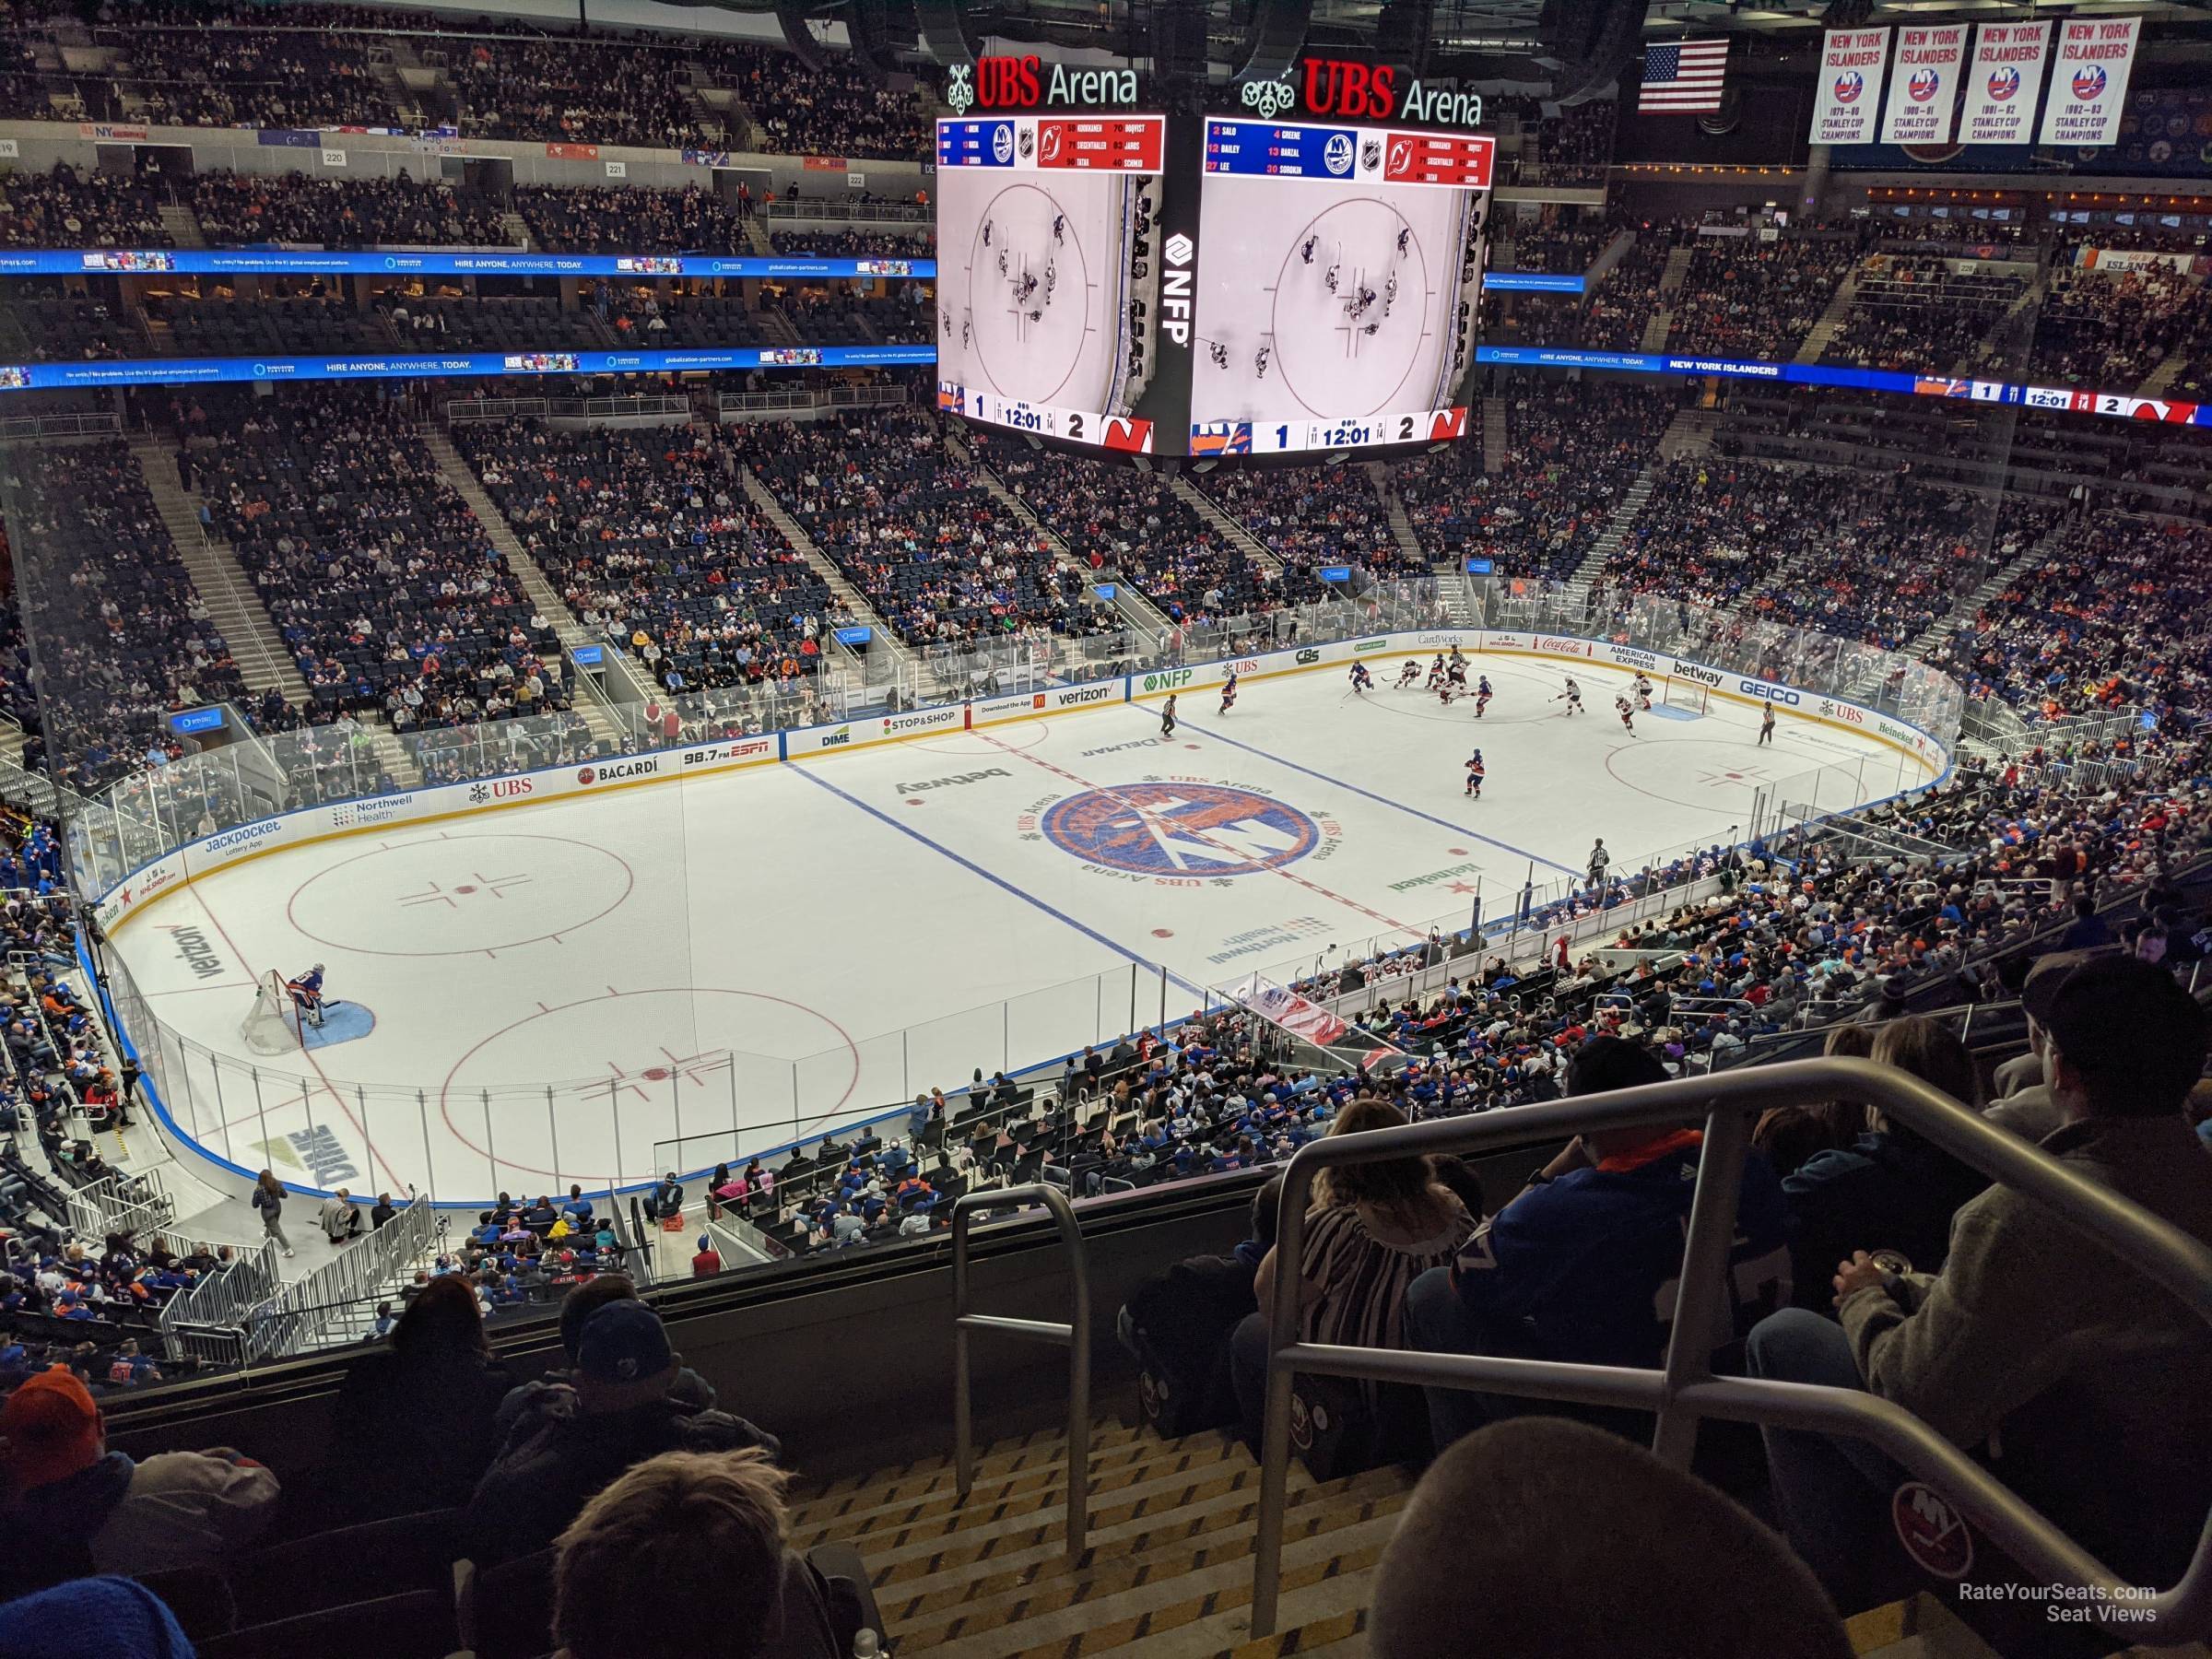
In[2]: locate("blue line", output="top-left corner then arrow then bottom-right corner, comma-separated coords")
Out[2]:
787,762 -> 1209,999
1169,712 -> 1584,878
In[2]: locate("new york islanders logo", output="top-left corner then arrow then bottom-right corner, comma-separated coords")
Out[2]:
1986,65 -> 2020,101
2073,64 -> 2107,101
1908,67 -> 1942,102
1042,783 -> 1320,877
1833,70 -> 1865,104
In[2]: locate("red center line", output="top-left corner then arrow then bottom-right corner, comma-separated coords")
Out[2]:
972,732 -> 1427,939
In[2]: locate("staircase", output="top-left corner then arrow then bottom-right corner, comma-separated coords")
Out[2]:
1658,406 -> 1720,461
2142,342 -> 2197,397
954,438 -> 1178,638
126,432 -> 303,703
1638,244 -> 1695,352
158,202 -> 205,250
741,213 -> 773,257
1481,394 -> 1508,476
1366,461 -> 1428,567
1169,476 -> 1283,574
736,465 -> 920,680
1562,461 -> 1662,595
1793,265 -> 1865,366
788,1420 -> 1410,1657
420,429 -> 625,751
1905,521 -> 2067,659
500,208 -> 533,251
1964,272 -> 2047,376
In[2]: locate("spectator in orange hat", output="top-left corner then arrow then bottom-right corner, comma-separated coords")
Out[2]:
0,1367 -> 278,1594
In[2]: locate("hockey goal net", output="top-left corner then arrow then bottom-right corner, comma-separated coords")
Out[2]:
1662,677 -> 1710,715
241,970 -> 302,1055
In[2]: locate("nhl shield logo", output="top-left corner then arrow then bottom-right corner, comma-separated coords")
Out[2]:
1360,137 -> 1382,171
1018,124 -> 1036,159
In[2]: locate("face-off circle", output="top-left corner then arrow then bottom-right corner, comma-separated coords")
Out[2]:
287,832 -> 634,957
1041,782 -> 1321,877
965,182 -> 1091,405
1270,197 -> 1430,418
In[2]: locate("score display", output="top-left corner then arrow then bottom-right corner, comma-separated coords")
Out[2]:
935,108 -> 1492,458
934,115 -> 1168,453
1186,118 -> 1490,454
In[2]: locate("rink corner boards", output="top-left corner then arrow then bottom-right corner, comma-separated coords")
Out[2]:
90,629 -> 1951,940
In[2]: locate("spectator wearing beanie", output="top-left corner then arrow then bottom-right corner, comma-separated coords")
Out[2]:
0,1367 -> 278,1594
1747,954 -> 2212,1614
464,1298 -> 778,1564
0,1574 -> 197,1659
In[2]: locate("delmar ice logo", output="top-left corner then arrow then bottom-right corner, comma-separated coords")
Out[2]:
947,62 -> 974,114
1042,783 -> 1320,877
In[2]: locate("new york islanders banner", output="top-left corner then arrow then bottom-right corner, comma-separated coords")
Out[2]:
2038,17 -> 2141,147
1809,28 -> 1890,145
1958,21 -> 2053,146
1879,25 -> 1968,146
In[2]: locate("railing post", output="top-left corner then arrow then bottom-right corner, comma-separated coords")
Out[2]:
1650,1100 -> 1752,1469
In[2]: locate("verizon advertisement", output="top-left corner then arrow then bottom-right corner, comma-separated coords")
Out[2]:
1958,20 -> 2052,146
1809,28 -> 1891,145
1879,25 -> 1967,147
2037,17 -> 2141,147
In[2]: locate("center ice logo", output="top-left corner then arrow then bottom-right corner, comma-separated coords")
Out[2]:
1042,783 -> 1320,877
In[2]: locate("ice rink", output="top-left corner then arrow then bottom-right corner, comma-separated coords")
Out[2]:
112,658 -> 1934,1203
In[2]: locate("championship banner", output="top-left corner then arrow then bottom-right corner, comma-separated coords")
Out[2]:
1809,28 -> 1891,145
1959,20 -> 2052,145
2038,17 -> 2141,147
1879,25 -> 1968,146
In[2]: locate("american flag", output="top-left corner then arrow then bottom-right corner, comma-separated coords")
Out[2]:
1638,38 -> 1730,112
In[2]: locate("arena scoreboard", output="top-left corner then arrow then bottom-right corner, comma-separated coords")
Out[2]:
934,61 -> 1494,460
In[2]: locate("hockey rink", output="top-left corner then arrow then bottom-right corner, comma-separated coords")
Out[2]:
1189,176 -> 1479,425
110,659 -> 1936,1204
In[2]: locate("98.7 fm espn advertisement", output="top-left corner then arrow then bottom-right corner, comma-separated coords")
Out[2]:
934,93 -> 1492,459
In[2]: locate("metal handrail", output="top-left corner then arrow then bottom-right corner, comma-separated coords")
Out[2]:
949,1184 -> 1091,1559
1248,1056 -> 2212,1641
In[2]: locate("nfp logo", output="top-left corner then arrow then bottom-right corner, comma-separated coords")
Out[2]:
1908,67 -> 1942,102
2073,63 -> 2107,100
1043,783 -> 1320,877
1986,65 -> 2020,101
1833,70 -> 1865,104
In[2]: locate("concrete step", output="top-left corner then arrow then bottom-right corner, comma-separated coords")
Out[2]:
1796,266 -> 1865,366
1480,393 -> 1508,477
736,464 -> 919,677
1171,476 -> 1282,573
158,202 -> 206,251
1904,520 -> 2067,659
127,433 -> 305,702
957,438 -> 1174,639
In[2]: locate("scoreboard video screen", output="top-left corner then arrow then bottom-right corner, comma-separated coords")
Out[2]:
934,101 -> 1492,459
934,114 -> 1167,454
1187,119 -> 1490,455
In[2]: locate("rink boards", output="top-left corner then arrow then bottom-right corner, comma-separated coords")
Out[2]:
92,627 -> 1953,940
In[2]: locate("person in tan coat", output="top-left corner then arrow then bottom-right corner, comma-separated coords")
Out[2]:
1746,955 -> 2212,1615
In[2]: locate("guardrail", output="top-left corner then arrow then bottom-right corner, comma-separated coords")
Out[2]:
244,1194 -> 436,1360
156,1234 -> 283,1363
950,1184 -> 1090,1560
63,1167 -> 175,1243
1245,1056 -> 2212,1643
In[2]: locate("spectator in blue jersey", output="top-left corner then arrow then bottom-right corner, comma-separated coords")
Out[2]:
1403,1036 -> 1792,1451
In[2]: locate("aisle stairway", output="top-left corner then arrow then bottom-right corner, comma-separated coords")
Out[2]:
1561,460 -> 1662,595
1170,476 -> 1284,575
788,1420 -> 1409,1657
737,464 -> 921,680
158,202 -> 205,250
1638,244 -> 1696,352
1794,266 -> 1866,366
1366,460 -> 1428,567
1480,393 -> 1508,475
1905,519 -> 2068,659
789,1417 -> 2208,1658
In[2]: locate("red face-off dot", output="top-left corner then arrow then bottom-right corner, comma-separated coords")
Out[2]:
1152,928 -> 1174,938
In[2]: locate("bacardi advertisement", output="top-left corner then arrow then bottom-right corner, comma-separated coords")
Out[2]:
1809,28 -> 1891,145
2037,17 -> 2141,147
1879,25 -> 1967,146
1958,21 -> 2052,146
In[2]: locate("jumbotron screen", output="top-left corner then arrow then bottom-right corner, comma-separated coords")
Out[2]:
1186,119 -> 1491,455
934,114 -> 1168,453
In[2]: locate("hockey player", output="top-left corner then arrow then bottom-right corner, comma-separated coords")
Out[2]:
1616,694 -> 1637,734
1160,693 -> 1178,737
1633,672 -> 1653,712
1474,676 -> 1493,718
1348,661 -> 1373,694
1436,677 -> 1457,708
1218,671 -> 1239,716
287,964 -> 328,1030
1557,676 -> 1584,715
1446,656 -> 1467,689
1464,748 -> 1485,799
1394,659 -> 1421,689
1427,654 -> 1447,691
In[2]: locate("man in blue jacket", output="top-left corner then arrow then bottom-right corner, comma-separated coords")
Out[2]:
1405,1037 -> 1792,1451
